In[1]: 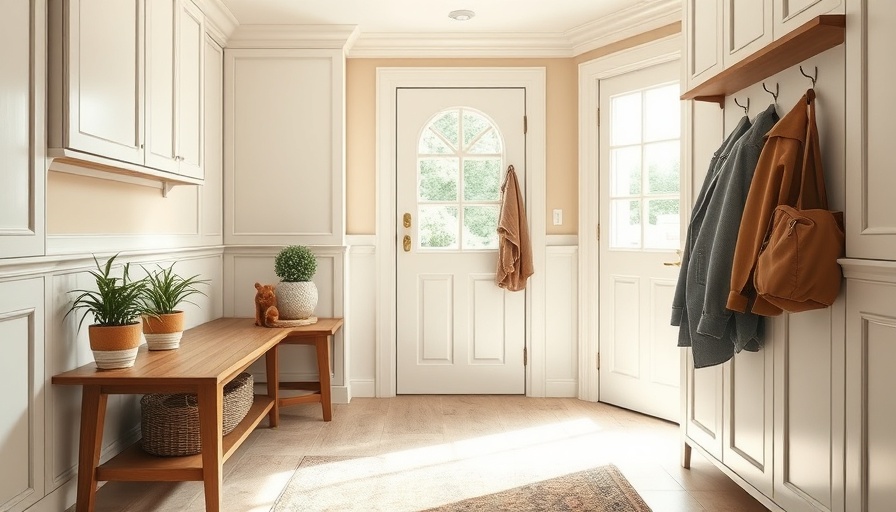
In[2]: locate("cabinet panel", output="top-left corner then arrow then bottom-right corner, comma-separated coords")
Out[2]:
65,0 -> 143,164
145,0 -> 176,172
201,35 -> 223,243
176,0 -> 204,178
686,0 -> 723,88
685,355 -> 724,460
0,278 -> 45,511
775,0 -> 843,36
0,0 -> 45,258
224,48 -> 345,246
723,343 -> 773,497
723,0 -> 773,67
846,1 -> 896,259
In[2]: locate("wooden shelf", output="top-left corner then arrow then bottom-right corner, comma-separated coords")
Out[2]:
681,14 -> 845,105
96,397 -> 274,482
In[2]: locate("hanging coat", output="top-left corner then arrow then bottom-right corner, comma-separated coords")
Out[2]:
496,165 -> 534,291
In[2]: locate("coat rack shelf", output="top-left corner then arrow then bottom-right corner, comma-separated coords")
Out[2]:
681,14 -> 845,105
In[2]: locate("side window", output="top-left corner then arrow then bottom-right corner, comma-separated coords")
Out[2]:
417,108 -> 505,250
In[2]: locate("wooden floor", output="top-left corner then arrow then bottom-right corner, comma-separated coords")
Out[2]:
88,396 -> 769,512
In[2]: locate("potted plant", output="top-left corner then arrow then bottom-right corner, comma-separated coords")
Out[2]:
65,254 -> 152,369
140,263 -> 208,350
273,245 -> 318,320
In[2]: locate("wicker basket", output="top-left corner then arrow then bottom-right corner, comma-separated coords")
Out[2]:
140,372 -> 254,456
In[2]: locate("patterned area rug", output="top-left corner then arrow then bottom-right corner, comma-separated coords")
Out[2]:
274,456 -> 651,512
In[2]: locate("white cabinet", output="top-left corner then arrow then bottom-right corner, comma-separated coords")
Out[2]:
146,0 -> 204,179
845,1 -> 896,259
48,0 -> 206,184
684,0 -> 843,90
0,277 -> 46,511
224,48 -> 345,246
0,0 -> 45,259
201,34 -> 224,244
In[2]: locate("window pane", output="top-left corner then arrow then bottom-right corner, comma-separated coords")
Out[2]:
469,129 -> 502,154
419,206 -> 458,249
611,92 -> 642,146
611,146 -> 641,196
645,141 -> 680,194
462,110 -> 489,147
645,199 -> 680,249
418,158 -> 458,201
463,206 -> 499,249
463,159 -> 501,201
418,128 -> 452,154
644,84 -> 680,142
610,199 -> 641,249
431,111 -> 459,148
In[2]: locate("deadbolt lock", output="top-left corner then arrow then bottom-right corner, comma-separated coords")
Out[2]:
403,212 -> 412,228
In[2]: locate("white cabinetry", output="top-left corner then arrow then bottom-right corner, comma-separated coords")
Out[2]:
684,0 -> 843,91
0,0 -> 45,258
201,35 -> 224,244
48,0 -> 205,185
146,0 -> 205,179
224,48 -> 345,246
0,277 -> 45,511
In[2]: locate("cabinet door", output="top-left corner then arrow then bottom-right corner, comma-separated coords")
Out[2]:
722,337 -> 774,498
175,0 -> 204,179
845,277 -> 896,512
774,0 -> 843,37
723,0 -> 773,67
0,0 -> 45,259
774,305 -> 846,512
845,1 -> 896,259
0,278 -> 46,511
201,34 -> 223,244
684,353 -> 725,460
684,0 -> 723,88
64,0 -> 143,165
145,0 -> 177,172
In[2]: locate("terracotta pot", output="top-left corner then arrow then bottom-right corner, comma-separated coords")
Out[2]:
88,322 -> 143,369
142,311 -> 185,350
277,281 -> 318,320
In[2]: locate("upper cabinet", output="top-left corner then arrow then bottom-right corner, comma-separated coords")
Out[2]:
683,0 -> 843,93
146,0 -> 205,180
845,1 -> 896,259
48,0 -> 205,185
0,0 -> 46,259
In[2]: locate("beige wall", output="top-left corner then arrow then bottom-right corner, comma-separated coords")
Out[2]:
345,22 -> 681,235
47,172 -> 199,235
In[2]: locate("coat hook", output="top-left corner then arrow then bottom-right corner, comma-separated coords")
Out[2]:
799,65 -> 818,88
734,97 -> 750,116
762,82 -> 779,102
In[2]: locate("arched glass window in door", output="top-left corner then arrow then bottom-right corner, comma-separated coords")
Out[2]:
416,107 -> 504,250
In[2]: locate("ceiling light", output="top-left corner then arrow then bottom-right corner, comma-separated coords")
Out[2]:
448,9 -> 475,21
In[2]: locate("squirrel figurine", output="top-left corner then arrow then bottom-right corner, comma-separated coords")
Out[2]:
254,282 -> 282,327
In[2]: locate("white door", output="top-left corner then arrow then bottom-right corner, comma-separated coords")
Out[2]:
396,88 -> 526,394
598,61 -> 682,421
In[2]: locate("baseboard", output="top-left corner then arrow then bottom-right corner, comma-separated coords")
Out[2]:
32,478 -> 78,512
350,379 -> 376,398
545,379 -> 578,397
331,386 -> 350,404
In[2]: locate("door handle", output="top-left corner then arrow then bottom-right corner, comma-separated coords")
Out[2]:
403,235 -> 411,252
664,249 -> 682,267
403,212 -> 412,228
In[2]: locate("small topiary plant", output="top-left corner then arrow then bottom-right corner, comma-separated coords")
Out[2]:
274,245 -> 317,282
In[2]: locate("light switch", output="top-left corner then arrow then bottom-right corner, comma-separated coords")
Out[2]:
552,209 -> 563,226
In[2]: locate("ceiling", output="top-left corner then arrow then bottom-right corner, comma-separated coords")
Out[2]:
216,0 -> 681,57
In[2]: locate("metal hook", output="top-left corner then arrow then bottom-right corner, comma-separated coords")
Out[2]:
734,97 -> 750,116
799,65 -> 818,88
762,82 -> 779,102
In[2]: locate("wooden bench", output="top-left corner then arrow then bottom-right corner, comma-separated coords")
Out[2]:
52,317 -> 343,512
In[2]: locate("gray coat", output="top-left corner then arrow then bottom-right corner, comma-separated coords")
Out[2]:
672,105 -> 779,368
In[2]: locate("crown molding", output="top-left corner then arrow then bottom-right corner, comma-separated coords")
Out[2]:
346,0 -> 681,58
192,0 -> 239,45
567,0 -> 681,55
348,32 -> 573,58
227,24 -> 360,50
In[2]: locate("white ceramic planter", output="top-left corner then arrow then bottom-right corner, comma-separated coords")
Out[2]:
277,281 -> 318,319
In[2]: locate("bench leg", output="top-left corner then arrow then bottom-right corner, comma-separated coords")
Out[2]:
266,345 -> 280,428
317,336 -> 332,421
198,382 -> 223,512
76,386 -> 107,512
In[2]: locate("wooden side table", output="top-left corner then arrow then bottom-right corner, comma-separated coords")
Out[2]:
265,317 -> 344,425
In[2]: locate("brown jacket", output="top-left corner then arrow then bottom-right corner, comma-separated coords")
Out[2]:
496,165 -> 534,291
728,90 -> 825,316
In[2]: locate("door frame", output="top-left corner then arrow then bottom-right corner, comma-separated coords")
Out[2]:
577,35 -> 682,401
376,67 -> 547,397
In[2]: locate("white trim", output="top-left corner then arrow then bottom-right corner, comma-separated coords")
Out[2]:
192,0 -> 239,45
546,234 -> 578,247
226,24 -> 359,50
376,67 -> 547,397
348,1 -> 681,58
577,35 -> 681,402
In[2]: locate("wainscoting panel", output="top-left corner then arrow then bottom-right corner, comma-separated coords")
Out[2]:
545,246 -> 578,397
346,242 -> 376,398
